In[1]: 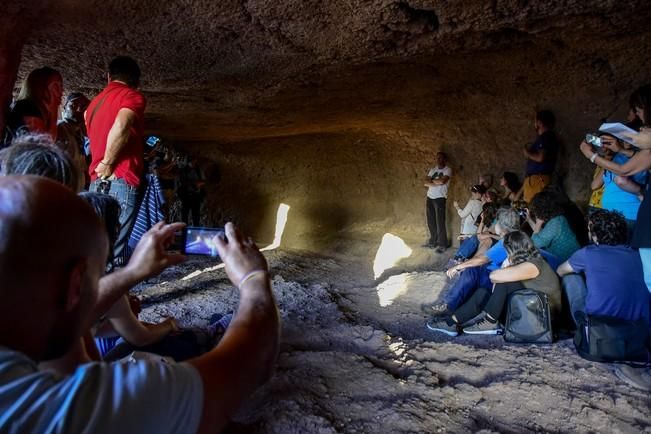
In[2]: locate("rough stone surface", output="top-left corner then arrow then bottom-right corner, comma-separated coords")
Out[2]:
4,0 -> 651,248
136,251 -> 651,433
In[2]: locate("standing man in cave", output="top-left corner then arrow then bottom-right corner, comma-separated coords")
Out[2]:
424,151 -> 452,253
87,56 -> 146,266
515,110 -> 560,203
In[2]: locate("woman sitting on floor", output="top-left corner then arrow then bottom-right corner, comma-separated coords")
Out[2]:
427,231 -> 561,336
526,191 -> 580,262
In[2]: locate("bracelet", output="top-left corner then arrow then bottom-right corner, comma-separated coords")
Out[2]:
238,269 -> 268,289
590,153 -> 598,163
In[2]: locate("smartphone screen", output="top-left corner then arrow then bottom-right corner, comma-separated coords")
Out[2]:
183,227 -> 225,257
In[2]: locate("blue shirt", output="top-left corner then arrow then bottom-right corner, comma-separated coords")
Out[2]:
568,245 -> 651,323
601,153 -> 647,221
525,131 -> 559,176
485,239 -> 507,271
0,348 -> 203,434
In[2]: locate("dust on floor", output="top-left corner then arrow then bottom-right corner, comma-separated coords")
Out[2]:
134,250 -> 651,434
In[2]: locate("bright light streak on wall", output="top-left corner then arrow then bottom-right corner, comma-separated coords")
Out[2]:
260,203 -> 291,252
372,233 -> 412,279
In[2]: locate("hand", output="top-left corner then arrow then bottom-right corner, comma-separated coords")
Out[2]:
163,317 -> 179,333
453,201 -> 459,209
622,128 -> 651,149
600,135 -> 622,153
214,222 -> 269,289
124,221 -> 187,281
533,218 -> 545,234
95,161 -> 114,180
579,140 -> 594,159
446,266 -> 460,279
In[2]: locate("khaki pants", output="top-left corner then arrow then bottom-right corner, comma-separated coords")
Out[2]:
523,174 -> 551,203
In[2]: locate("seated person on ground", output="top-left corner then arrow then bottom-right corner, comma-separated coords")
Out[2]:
557,209 -> 650,328
0,176 -> 280,433
453,184 -> 485,241
422,207 -> 521,316
448,202 -> 498,267
542,185 -> 589,247
0,133 -> 80,192
427,231 -> 561,336
79,192 -> 180,355
526,191 -> 580,262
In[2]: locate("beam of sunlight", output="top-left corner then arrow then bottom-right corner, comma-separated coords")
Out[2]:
260,203 -> 291,252
372,233 -> 412,280
181,203 -> 290,281
376,273 -> 411,307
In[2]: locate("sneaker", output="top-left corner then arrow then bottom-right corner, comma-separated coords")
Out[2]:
426,318 -> 459,336
420,302 -> 449,316
435,246 -> 446,253
463,318 -> 503,335
614,365 -> 651,391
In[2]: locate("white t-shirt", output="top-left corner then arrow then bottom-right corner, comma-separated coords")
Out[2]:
0,346 -> 203,434
426,166 -> 452,199
457,198 -> 483,235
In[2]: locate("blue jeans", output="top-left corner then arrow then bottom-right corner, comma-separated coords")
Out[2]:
640,248 -> 651,292
441,265 -> 492,311
90,178 -> 140,265
561,274 -> 587,326
455,235 -> 479,260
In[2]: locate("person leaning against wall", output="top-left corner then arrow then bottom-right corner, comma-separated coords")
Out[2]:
423,151 -> 452,253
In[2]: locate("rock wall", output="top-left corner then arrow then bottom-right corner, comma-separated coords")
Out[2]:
5,0 -> 651,252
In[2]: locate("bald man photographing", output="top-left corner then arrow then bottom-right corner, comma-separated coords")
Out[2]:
0,176 -> 280,433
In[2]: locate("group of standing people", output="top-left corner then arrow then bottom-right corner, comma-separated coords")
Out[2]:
1,57 -> 207,265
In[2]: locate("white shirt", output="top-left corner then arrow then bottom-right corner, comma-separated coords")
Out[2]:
457,198 -> 482,235
0,346 -> 203,434
427,166 -> 452,199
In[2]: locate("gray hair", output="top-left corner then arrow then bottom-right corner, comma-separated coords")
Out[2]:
494,207 -> 520,235
0,134 -> 80,192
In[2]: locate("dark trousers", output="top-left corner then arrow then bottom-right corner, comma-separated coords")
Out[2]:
454,281 -> 524,324
181,196 -> 202,226
91,178 -> 140,265
426,197 -> 448,247
441,265 -> 493,311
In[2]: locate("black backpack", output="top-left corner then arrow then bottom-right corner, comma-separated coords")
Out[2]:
573,314 -> 651,364
504,289 -> 554,344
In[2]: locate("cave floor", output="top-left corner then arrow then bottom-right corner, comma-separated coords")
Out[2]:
134,248 -> 651,434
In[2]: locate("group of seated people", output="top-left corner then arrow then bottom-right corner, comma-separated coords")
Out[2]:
422,85 -> 651,367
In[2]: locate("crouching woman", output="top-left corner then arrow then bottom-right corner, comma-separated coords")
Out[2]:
427,231 -> 561,336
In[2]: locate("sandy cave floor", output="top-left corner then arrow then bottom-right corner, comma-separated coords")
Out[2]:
133,248 -> 651,434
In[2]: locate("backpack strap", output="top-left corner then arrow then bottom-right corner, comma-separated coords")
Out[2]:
87,86 -> 121,130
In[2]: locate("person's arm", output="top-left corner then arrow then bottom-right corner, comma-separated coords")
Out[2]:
531,218 -> 554,247
489,261 -> 540,283
424,175 -> 450,187
455,201 -> 472,218
89,222 -> 186,327
580,141 -> 651,176
556,261 -> 576,277
590,168 -> 604,190
446,254 -> 490,278
613,176 -> 642,195
95,108 -> 137,179
523,144 -> 545,162
188,223 -> 280,433
105,295 -> 178,346
513,184 -> 524,201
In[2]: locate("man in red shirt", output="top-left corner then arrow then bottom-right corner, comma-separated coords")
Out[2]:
86,56 -> 146,266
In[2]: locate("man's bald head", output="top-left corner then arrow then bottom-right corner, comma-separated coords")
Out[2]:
0,176 -> 108,360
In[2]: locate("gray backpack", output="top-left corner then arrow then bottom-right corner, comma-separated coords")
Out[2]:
504,289 -> 554,344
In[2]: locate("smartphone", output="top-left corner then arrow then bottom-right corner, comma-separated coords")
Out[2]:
585,133 -> 602,147
182,227 -> 225,257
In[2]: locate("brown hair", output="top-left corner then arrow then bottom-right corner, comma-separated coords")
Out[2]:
17,67 -> 62,132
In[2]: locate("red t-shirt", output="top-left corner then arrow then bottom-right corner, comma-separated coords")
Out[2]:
86,82 -> 146,187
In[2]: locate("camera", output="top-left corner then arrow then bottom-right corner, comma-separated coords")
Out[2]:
585,134 -> 602,147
